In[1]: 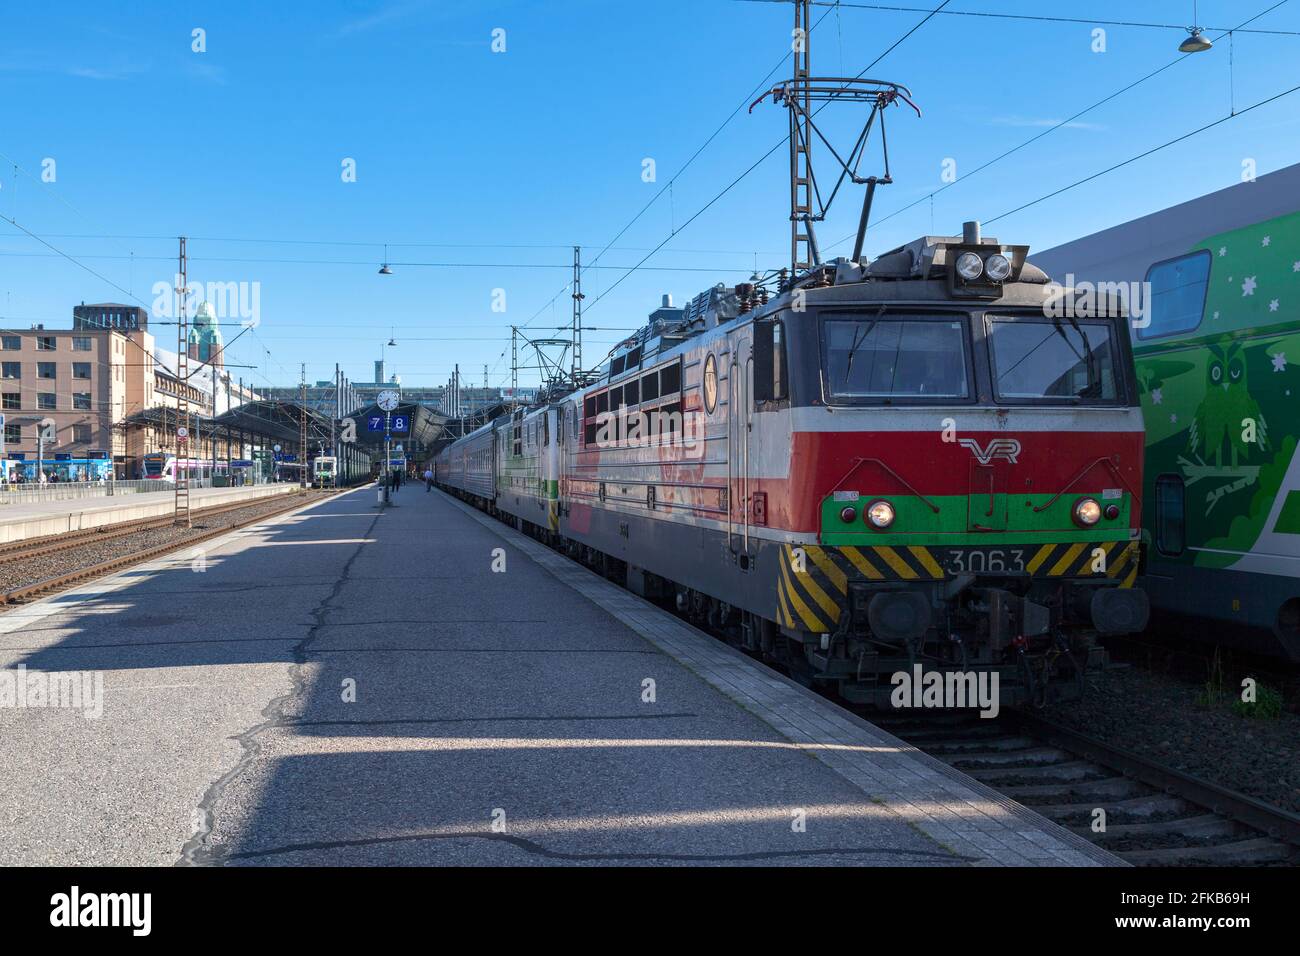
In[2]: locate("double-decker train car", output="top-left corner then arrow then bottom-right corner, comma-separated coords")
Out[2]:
1033,163 -> 1300,662
438,223 -> 1149,707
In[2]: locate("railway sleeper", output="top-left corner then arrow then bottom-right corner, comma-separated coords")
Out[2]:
1069,813 -> 1238,841
1119,837 -> 1295,866
1028,793 -> 1188,821
945,746 -> 1073,768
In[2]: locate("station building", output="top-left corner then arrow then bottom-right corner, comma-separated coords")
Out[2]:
1,302 -> 259,479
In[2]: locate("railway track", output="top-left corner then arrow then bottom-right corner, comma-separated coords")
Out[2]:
0,495 -> 310,565
0,491 -> 330,605
872,709 -> 1300,866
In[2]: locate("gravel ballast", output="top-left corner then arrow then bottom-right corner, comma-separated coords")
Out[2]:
1043,663 -> 1300,815
0,491 -> 327,601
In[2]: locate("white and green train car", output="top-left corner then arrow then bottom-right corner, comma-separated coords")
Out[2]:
1034,163 -> 1300,661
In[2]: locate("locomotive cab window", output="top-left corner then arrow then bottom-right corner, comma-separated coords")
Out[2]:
988,316 -> 1120,404
822,315 -> 970,402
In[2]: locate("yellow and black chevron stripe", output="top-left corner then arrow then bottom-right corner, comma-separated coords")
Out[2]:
776,544 -> 846,633
774,541 -> 1140,632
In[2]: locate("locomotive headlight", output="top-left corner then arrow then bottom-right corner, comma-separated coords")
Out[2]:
955,251 -> 984,280
1073,497 -> 1102,527
865,499 -> 895,529
984,253 -> 1012,282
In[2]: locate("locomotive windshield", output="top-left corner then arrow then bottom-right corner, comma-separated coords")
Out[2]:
988,317 -> 1119,403
823,316 -> 969,400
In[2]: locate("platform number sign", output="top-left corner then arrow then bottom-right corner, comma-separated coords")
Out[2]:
390,415 -> 409,433
367,416 -> 385,432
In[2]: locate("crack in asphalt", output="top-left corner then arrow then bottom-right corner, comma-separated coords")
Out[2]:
310,646 -> 659,654
219,829 -> 974,865
177,505 -> 383,868
285,712 -> 700,728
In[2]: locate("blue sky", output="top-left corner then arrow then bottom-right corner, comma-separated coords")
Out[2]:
2,0 -> 1298,393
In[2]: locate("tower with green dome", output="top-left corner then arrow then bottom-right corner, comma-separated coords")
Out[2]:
187,300 -> 225,366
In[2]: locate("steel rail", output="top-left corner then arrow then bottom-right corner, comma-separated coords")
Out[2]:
1013,709 -> 1300,848
0,496 -> 302,564
0,492 -> 330,605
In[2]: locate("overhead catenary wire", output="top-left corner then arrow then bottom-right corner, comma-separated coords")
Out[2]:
733,0 -> 1300,36
581,0 -> 952,320
0,250 -> 773,273
982,81 -> 1300,226
495,0 -> 844,391
824,0 -> 1294,252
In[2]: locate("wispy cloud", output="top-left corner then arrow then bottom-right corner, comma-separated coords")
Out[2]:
67,65 -> 145,81
335,0 -> 432,37
184,60 -> 227,85
0,53 -> 147,81
990,115 -> 1107,132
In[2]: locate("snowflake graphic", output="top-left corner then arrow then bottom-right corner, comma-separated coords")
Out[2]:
1242,276 -> 1257,296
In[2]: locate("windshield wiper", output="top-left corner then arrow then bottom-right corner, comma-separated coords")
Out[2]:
843,307 -> 885,380
1063,315 -> 1101,398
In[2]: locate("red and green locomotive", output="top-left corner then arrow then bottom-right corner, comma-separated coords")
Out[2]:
437,222 -> 1148,708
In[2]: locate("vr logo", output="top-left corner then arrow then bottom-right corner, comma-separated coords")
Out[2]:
958,438 -> 1021,465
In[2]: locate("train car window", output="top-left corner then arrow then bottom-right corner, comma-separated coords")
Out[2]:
572,404 -> 580,439
596,391 -> 609,414
610,386 -> 623,410
772,320 -> 788,400
660,359 -> 682,395
659,401 -> 682,436
824,316 -> 969,400
543,413 -> 549,447
988,317 -> 1119,404
624,378 -> 640,405
642,371 -> 660,402
627,346 -> 642,367
756,320 -> 789,402
612,355 -> 626,375
1139,250 -> 1211,341
1155,474 -> 1186,556
584,395 -> 596,419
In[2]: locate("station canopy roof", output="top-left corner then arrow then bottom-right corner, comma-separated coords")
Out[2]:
122,400 -> 336,447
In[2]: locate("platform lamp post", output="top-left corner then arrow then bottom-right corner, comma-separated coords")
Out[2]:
37,418 -> 55,487
377,387 -> 400,506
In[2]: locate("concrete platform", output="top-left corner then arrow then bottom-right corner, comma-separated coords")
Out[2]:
0,483 -> 1120,866
0,483 -> 300,543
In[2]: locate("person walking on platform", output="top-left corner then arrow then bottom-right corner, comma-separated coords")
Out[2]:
424,467 -> 433,492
